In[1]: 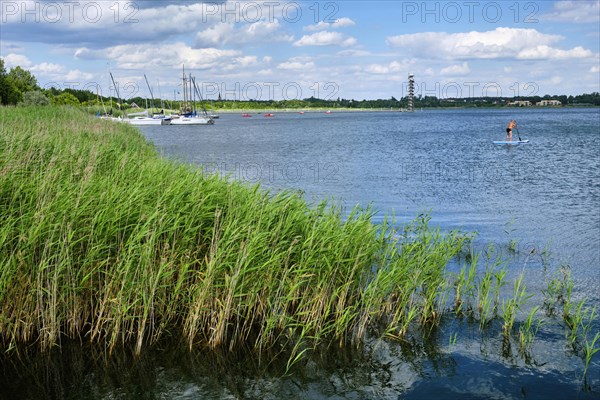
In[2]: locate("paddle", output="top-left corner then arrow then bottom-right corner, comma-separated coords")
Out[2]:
516,126 -> 522,141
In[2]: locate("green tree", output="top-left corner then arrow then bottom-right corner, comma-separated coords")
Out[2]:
0,58 -> 21,105
51,92 -> 80,106
19,90 -> 49,106
64,88 -> 97,103
7,65 -> 38,93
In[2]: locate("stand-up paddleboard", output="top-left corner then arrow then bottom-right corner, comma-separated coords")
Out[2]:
493,139 -> 530,145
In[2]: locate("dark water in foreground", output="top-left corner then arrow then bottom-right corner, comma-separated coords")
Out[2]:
2,108 -> 599,399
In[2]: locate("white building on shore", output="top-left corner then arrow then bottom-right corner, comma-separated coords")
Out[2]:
536,99 -> 562,106
507,100 -> 532,107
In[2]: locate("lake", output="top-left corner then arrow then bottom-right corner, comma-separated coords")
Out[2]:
2,108 -> 599,399
143,108 -> 599,295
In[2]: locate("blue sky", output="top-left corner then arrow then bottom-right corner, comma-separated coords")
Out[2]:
1,0 -> 599,101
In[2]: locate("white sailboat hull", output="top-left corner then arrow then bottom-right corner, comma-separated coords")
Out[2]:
170,116 -> 214,125
99,116 -> 125,122
126,117 -> 164,126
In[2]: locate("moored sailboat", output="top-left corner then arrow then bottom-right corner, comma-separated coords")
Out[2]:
125,110 -> 166,125
171,66 -> 214,125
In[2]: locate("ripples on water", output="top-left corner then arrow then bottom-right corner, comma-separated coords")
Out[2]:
143,108 -> 599,296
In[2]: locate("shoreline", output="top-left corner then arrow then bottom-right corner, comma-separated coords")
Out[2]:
87,105 -> 599,117
205,105 -> 600,114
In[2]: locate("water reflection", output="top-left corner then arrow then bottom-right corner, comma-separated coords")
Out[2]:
2,317 -> 598,399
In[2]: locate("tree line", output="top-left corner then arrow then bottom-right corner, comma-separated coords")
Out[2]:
0,59 -> 87,107
1,58 -> 599,110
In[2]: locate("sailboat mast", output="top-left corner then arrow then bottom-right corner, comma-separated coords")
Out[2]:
182,65 -> 187,112
109,72 -> 121,112
157,79 -> 164,110
190,73 -> 195,114
143,74 -> 155,112
191,76 -> 210,117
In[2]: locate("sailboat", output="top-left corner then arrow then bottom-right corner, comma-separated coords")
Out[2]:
96,84 -> 123,122
126,74 -> 171,125
126,109 -> 164,125
171,66 -> 214,125
97,73 -> 125,122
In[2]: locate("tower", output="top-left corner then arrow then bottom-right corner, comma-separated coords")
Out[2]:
407,73 -> 415,112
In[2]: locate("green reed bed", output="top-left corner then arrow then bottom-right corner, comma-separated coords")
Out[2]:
0,107 -> 597,379
0,107 -> 463,356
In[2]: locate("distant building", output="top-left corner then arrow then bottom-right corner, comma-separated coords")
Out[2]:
507,100 -> 532,107
536,99 -> 562,106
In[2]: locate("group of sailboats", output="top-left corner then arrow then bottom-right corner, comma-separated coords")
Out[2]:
103,67 -> 215,126
170,67 -> 213,125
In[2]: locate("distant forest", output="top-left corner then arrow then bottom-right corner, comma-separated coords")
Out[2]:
2,59 -> 599,110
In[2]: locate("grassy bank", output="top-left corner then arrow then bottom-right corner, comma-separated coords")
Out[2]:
0,107 -> 597,379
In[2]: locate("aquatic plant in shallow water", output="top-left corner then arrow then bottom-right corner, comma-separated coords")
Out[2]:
518,305 -> 543,361
583,331 -> 600,391
501,272 -> 531,338
0,107 -> 598,389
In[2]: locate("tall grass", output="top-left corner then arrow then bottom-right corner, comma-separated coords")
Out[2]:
1,106 -> 598,382
0,107 -> 470,362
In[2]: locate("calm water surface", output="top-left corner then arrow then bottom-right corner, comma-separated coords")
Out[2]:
143,108 -> 599,293
2,108 -> 598,399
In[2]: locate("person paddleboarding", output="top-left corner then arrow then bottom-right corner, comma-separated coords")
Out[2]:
506,119 -> 517,142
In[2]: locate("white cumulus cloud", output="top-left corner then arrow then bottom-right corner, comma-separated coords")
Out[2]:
294,31 -> 357,47
233,56 -> 259,67
30,62 -> 64,74
364,64 -> 389,74
517,45 -> 593,59
277,61 -> 316,70
386,27 -> 594,61
0,1 -> 224,46
364,61 -> 406,74
75,42 -> 241,70
440,62 -> 471,76
65,69 -> 94,81
196,20 -> 293,47
3,53 -> 32,68
542,0 -> 600,23
221,56 -> 260,71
